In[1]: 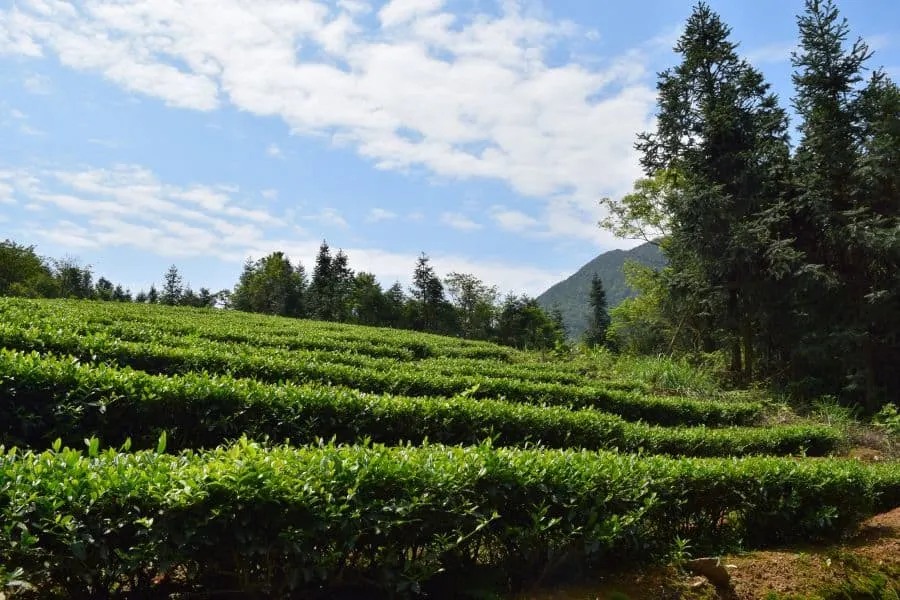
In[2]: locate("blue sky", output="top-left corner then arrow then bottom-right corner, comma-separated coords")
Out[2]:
1,0 -> 898,296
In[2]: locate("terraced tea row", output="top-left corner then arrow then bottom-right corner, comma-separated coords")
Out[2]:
0,298 -> 641,389
0,298 -> 514,360
0,349 -> 840,457
0,322 -> 761,426
2,439 -> 897,598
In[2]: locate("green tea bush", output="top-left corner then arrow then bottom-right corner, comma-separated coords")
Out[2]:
0,350 -> 840,457
0,322 -> 763,427
0,440 -> 897,598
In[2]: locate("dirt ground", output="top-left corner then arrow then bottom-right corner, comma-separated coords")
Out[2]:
516,507 -> 900,600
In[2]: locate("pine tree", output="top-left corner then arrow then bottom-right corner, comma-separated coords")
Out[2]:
635,2 -> 791,381
308,241 -> 334,321
331,250 -> 355,322
112,285 -> 131,302
584,274 -> 611,347
160,265 -> 184,306
787,0 -> 898,407
409,254 -> 453,332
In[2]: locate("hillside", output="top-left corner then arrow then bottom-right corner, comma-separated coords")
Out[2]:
537,241 -> 666,340
0,298 -> 897,598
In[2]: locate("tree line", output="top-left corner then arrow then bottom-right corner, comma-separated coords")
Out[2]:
601,0 -> 899,410
0,239 -> 574,351
228,241 -> 568,350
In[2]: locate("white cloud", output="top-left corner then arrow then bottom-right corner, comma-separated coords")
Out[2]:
20,123 -> 46,136
4,163 -> 288,260
266,143 -> 284,159
23,73 -> 52,94
9,109 -> 26,119
366,207 -> 398,222
261,188 -> 279,200
379,0 -> 444,28
441,211 -> 482,231
747,42 -> 797,65
87,138 -> 120,148
0,178 -> 15,204
866,33 -> 893,52
490,205 -> 540,232
0,0 -> 659,244
304,207 -> 348,228
10,160 -> 570,295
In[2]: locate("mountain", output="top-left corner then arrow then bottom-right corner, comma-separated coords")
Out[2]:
537,242 -> 666,340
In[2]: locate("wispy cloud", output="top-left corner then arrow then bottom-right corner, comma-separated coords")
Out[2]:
19,123 -> 46,136
490,205 -> 540,232
0,0 -> 659,245
87,138 -> 121,148
3,163 -> 286,261
23,73 -> 52,95
266,143 -> 284,159
304,207 -> 348,229
441,212 -> 482,232
747,42 -> 797,65
366,207 -> 398,223
8,160 -> 562,295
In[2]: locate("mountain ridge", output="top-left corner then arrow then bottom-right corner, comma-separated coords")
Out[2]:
536,242 -> 666,340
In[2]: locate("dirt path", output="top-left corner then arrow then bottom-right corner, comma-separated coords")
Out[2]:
517,508 -> 900,600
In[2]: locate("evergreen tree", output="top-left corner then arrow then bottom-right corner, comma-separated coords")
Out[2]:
195,287 -> 217,308
584,274 -> 611,347
134,290 -> 148,304
160,265 -> 184,306
308,241 -> 334,321
349,272 -> 387,326
382,282 -> 408,328
147,285 -> 159,304
331,250 -> 355,322
495,294 -> 561,350
409,254 -> 455,333
635,2 -> 792,381
787,0 -> 898,407
112,285 -> 131,302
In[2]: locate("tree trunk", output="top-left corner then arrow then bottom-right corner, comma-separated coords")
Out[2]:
728,291 -> 743,378
741,314 -> 753,383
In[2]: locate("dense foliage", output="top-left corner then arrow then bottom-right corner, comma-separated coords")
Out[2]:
601,0 -> 900,410
0,299 -> 763,426
0,298 -> 896,597
2,439 -> 897,598
0,239 -> 565,351
0,349 -> 840,457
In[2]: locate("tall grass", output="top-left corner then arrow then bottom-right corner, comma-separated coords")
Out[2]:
557,347 -> 726,399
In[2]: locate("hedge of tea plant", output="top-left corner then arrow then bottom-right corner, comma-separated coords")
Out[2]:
1,439 -> 897,598
0,298 -> 645,389
0,322 -> 763,427
0,298 -> 514,360
0,349 -> 840,457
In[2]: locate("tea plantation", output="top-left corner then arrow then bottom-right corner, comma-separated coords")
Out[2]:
1,298 -> 898,598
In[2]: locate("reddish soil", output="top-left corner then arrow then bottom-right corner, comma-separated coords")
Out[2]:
516,508 -> 900,600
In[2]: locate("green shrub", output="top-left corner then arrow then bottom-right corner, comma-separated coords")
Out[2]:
0,349 -> 839,457
0,440 -> 897,598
